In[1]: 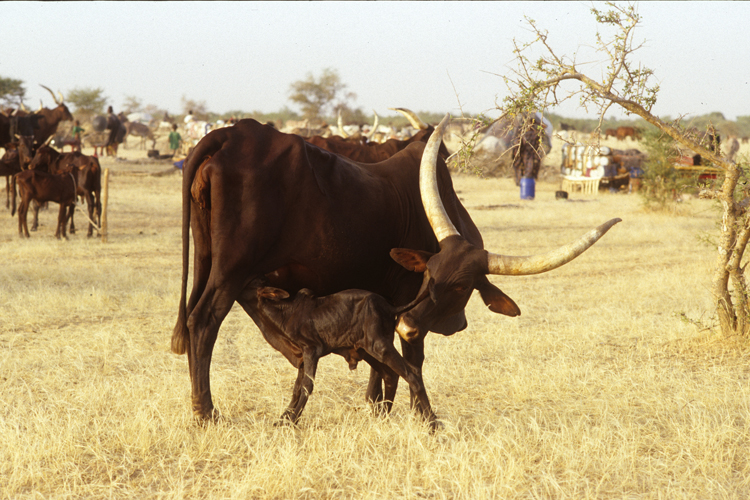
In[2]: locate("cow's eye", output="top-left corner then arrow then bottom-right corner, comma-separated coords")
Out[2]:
453,285 -> 468,293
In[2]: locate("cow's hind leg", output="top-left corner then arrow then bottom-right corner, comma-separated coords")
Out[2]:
185,280 -> 244,422
31,201 -> 41,231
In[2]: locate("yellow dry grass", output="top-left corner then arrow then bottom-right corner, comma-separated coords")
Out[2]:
1,140 -> 749,499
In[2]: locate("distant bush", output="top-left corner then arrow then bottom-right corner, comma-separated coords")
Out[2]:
638,128 -> 699,210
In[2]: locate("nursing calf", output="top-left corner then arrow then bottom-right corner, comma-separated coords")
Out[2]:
254,286 -> 438,430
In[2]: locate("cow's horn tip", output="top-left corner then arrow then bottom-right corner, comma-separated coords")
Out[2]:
601,218 -> 622,231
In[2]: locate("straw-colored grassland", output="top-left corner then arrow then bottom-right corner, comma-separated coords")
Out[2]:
1,138 -> 749,499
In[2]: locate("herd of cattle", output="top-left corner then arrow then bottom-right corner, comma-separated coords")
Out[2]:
0,87 -> 101,239
2,92 -> 625,428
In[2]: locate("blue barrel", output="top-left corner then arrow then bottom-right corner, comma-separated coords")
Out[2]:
520,177 -> 535,200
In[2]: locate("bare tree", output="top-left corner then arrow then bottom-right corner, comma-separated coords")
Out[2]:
500,2 -> 748,338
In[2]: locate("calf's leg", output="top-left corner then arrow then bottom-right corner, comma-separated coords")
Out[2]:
367,334 -> 438,430
31,201 -> 41,231
279,351 -> 319,424
18,197 -> 30,238
55,202 -> 68,239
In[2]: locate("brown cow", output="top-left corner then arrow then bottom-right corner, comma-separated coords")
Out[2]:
13,169 -> 76,239
34,86 -> 75,146
28,146 -> 101,236
303,108 -> 448,163
253,285 -> 437,429
615,126 -> 640,141
171,116 -> 620,422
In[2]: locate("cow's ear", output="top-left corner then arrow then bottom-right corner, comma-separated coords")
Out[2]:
258,287 -> 290,300
476,278 -> 521,317
390,248 -> 433,272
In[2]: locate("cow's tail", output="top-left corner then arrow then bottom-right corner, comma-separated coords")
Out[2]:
10,174 -> 17,217
171,150 -> 196,355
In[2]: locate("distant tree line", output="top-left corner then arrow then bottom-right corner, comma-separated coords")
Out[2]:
2,73 -> 748,139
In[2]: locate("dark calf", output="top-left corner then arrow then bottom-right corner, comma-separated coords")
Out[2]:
254,286 -> 438,430
29,146 -> 102,236
13,169 -> 76,239
1,147 -> 21,208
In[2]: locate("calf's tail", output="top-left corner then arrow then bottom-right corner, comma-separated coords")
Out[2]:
11,175 -> 17,217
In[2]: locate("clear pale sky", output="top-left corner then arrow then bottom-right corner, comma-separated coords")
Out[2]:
2,1 -> 748,121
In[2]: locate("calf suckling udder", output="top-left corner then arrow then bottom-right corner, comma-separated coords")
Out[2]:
254,286 -> 439,430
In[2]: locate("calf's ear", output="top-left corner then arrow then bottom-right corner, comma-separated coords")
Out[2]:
258,287 -> 290,301
390,248 -> 433,272
476,278 -> 521,317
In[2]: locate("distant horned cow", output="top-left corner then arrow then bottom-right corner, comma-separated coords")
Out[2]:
34,85 -> 75,146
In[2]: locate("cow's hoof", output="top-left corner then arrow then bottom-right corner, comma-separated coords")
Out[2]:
193,410 -> 222,426
274,417 -> 297,428
427,418 -> 444,434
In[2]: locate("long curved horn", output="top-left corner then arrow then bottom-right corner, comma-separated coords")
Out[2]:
366,109 -> 379,141
20,102 -> 28,112
486,218 -> 621,275
337,111 -> 349,138
420,113 -> 459,241
421,114 -> 622,274
40,84 -> 61,105
390,107 -> 429,130
37,100 -> 43,112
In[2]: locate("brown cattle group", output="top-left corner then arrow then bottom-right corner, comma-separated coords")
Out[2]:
1,86 -> 102,239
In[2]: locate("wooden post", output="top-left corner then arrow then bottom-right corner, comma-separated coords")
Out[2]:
101,168 -> 110,243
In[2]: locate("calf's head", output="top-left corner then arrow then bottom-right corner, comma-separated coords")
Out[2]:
390,114 -> 621,343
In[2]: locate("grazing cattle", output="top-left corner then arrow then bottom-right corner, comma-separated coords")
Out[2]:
253,284 -> 437,428
12,169 -> 76,239
303,108 -> 445,163
28,146 -> 102,236
615,126 -> 640,141
171,116 -> 619,422
604,129 -> 617,139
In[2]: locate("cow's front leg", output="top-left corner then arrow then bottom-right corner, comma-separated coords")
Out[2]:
399,336 -> 425,410
366,366 -> 385,411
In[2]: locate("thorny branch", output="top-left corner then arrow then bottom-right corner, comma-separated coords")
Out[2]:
500,2 -> 749,337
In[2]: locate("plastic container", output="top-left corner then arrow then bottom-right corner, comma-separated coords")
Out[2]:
520,177 -> 535,200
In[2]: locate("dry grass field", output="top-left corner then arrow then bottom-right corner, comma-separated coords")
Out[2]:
1,137 -> 750,499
